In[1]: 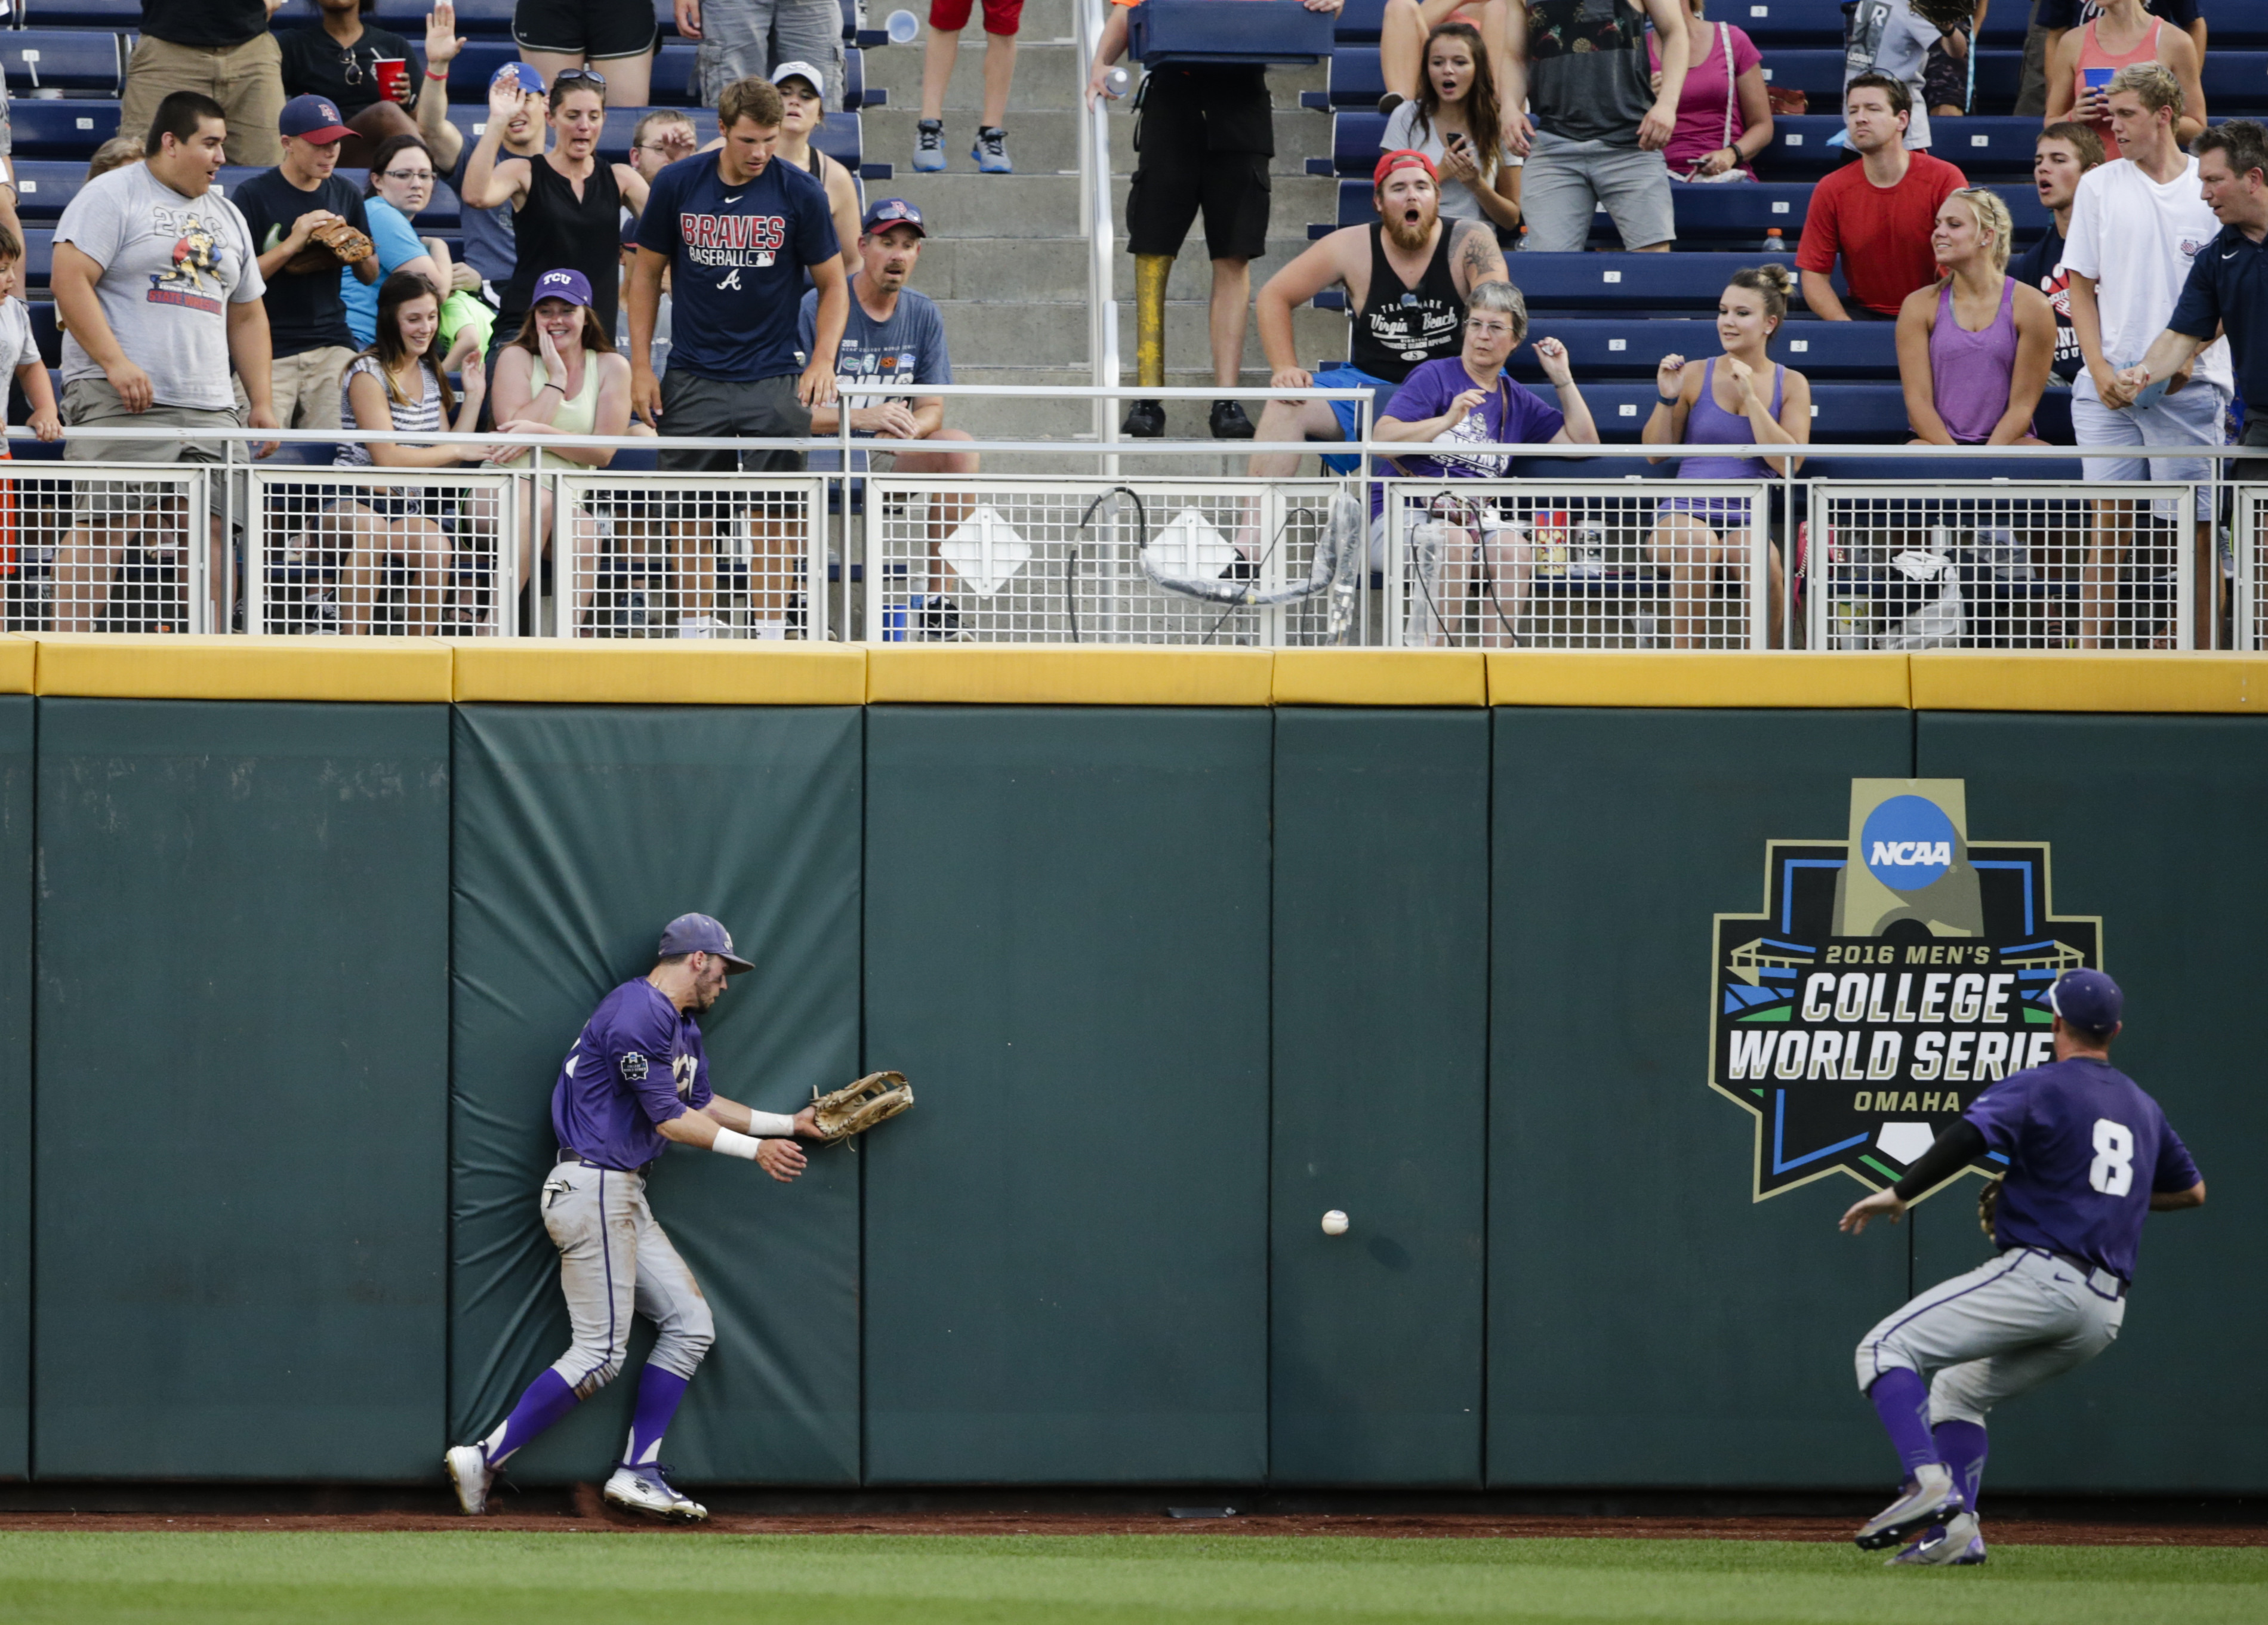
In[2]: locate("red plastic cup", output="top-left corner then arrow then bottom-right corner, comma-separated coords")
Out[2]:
374,57 -> 409,102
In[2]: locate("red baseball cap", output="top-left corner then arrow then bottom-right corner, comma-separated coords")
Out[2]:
1373,149 -> 1438,186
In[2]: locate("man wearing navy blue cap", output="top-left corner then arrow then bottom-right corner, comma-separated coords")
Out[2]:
443,912 -> 828,1524
233,95 -> 379,433
1836,967 -> 2206,1567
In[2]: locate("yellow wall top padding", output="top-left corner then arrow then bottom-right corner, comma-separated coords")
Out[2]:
867,645 -> 1275,705
0,636 -> 32,695
453,640 -> 869,705
1909,653 -> 2268,714
1272,649 -> 1486,707
33,634 -> 455,702
1487,650 -> 1912,710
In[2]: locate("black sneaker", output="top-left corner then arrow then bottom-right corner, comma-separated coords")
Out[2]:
916,595 -> 964,642
1210,400 -> 1256,439
1121,399 -> 1166,437
1377,92 -> 1406,118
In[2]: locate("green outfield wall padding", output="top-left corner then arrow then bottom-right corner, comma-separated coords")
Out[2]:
1488,709 -> 1916,1487
449,707 -> 862,1486
0,699 -> 29,1481
33,700 -> 448,1479
862,708 -> 1271,1484
1913,714 -> 2267,1493
1271,709 -> 1487,1486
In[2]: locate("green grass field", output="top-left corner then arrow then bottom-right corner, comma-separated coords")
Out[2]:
0,1532 -> 2260,1624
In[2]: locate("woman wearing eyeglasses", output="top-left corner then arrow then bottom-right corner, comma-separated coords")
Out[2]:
279,0 -> 428,169
344,134 -> 459,351
465,65 -> 651,369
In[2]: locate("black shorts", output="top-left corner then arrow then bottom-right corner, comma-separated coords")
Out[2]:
1125,144 -> 1271,262
513,0 -> 658,60
1921,30 -> 1969,111
654,369 -> 810,475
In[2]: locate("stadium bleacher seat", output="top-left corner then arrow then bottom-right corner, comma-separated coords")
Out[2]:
1502,318 -> 1900,383
6,98 -> 119,158
1757,115 -> 2045,181
5,160 -> 90,219
19,229 -> 53,289
2,30 -> 124,95
10,0 -> 139,27
443,103 -> 874,175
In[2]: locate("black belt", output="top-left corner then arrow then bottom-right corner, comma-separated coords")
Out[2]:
556,1148 -> 652,1177
2040,1248 -> 2127,1299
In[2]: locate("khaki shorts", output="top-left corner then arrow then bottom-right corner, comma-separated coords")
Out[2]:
118,33 -> 284,168
270,345 -> 355,432
62,377 -> 241,518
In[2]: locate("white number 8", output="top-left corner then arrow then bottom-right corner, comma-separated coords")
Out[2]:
2089,1118 -> 2134,1196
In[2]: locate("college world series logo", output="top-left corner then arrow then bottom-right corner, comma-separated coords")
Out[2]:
1709,779 -> 2101,1201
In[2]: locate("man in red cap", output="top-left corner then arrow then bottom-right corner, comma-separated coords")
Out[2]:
1245,149 -> 1510,480
232,94 -> 380,433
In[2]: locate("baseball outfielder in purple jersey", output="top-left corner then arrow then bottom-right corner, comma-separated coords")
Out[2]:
444,913 -> 827,1521
1837,969 -> 2206,1565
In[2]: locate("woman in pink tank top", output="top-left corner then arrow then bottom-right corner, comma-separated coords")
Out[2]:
2044,0 -> 2207,146
1897,189 -> 2055,447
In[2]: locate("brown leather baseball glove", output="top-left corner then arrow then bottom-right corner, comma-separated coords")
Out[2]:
809,1071 -> 914,1140
285,218 -> 376,276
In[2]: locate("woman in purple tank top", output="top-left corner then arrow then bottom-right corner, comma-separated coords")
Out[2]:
1642,263 -> 1811,647
1898,189 -> 2054,448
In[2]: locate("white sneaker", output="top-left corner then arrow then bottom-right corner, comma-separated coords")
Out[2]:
1854,1462 -> 1963,1550
677,614 -> 726,639
1885,1510 -> 1987,1566
603,1463 -> 707,1522
443,1444 -> 494,1515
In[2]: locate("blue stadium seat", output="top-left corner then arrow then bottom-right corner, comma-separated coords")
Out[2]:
1757,115 -> 2045,181
6,98 -> 120,158
6,160 -> 89,220
1502,317 -> 1900,382
1577,381 -> 1908,443
2,31 -> 124,95
2201,0 -> 2268,49
2202,53 -> 2268,113
19,229 -> 53,288
27,301 -> 60,371
13,0 -> 141,25
1333,0 -> 1387,44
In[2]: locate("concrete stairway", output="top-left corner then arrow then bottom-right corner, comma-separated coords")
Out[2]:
858,0 -> 1347,467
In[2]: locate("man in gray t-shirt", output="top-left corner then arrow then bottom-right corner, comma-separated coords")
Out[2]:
1510,0 -> 1689,254
49,90 -> 277,633
796,199 -> 976,639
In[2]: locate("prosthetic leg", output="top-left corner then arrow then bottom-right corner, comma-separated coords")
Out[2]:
1123,253 -> 1171,437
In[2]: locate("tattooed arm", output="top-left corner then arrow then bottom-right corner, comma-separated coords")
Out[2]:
1449,218 -> 1509,300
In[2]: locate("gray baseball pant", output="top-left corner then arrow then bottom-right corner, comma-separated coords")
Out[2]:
1854,1245 -> 2125,1426
540,1160 -> 714,1398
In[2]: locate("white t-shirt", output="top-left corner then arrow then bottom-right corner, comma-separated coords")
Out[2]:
1381,101 -> 1521,225
54,163 -> 264,412
2061,155 -> 2232,398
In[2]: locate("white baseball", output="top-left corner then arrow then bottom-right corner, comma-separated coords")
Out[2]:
1320,1210 -> 1349,1236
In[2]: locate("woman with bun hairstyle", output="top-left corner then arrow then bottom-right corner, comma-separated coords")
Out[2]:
1380,21 -> 1522,234
1643,261 -> 1809,647
1897,187 -> 2053,449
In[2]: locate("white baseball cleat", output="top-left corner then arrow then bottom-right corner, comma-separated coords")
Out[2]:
1885,1510 -> 1987,1566
1854,1463 -> 1964,1550
603,1463 -> 708,1522
443,1444 -> 495,1516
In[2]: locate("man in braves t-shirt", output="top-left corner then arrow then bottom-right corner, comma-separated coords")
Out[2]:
628,75 -> 846,637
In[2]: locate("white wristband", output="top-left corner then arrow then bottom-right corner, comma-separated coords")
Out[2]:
745,1109 -> 799,1138
710,1126 -> 765,1160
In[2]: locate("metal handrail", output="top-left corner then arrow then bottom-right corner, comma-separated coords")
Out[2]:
1074,0 -> 1122,458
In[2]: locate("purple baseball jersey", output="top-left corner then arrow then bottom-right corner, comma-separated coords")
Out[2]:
1962,1056 -> 2198,1282
550,979 -> 714,1170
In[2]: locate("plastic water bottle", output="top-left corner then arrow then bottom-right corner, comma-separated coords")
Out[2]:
885,9 -> 920,44
1760,227 -> 1789,254
1102,66 -> 1130,99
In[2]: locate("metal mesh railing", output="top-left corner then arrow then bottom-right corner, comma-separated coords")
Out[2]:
1382,480 -> 1776,649
1,463 -> 209,634
2241,485 -> 2268,653
246,468 -> 518,636
862,478 -> 1373,646
1806,483 -> 2197,651
553,473 -> 827,639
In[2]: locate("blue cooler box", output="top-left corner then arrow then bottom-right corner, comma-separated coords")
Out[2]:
1129,0 -> 1334,66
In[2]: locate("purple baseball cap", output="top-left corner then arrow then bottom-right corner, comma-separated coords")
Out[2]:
861,197 -> 926,237
491,60 -> 546,95
658,912 -> 755,973
2050,969 -> 2123,1032
279,94 -> 352,144
531,267 -> 593,308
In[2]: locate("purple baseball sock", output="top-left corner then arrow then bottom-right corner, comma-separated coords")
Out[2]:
480,1368 -> 580,1467
1934,1420 -> 1989,1514
623,1367 -> 690,1470
1867,1369 -> 1941,1477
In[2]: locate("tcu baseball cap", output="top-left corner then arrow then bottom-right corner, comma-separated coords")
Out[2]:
279,94 -> 352,144
862,197 -> 926,237
770,59 -> 827,95
1374,148 -> 1438,186
658,913 -> 754,973
2050,969 -> 2122,1032
531,267 -> 594,307
491,60 -> 545,95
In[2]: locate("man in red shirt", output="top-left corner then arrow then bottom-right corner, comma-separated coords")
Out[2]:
1796,72 -> 1968,320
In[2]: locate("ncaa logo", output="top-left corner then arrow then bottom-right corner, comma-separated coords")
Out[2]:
1860,794 -> 1957,890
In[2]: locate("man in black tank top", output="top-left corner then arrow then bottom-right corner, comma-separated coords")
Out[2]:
1247,151 -> 1511,477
